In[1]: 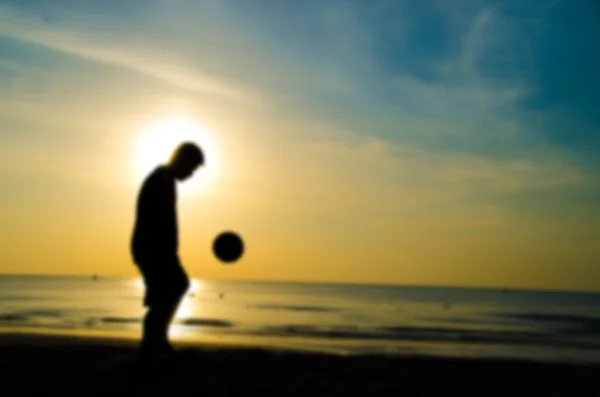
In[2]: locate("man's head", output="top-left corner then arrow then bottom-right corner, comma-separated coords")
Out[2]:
168,142 -> 204,181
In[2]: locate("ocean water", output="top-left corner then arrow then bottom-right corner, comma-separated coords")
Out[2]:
1,275 -> 600,363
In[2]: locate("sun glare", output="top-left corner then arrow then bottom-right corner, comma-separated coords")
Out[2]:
132,115 -> 219,194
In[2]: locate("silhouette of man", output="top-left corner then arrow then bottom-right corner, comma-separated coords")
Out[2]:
131,142 -> 204,359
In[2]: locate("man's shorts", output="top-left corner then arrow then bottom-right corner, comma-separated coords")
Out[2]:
137,258 -> 190,308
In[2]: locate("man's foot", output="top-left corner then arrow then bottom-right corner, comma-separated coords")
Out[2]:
161,340 -> 175,354
140,339 -> 175,364
139,348 -> 172,372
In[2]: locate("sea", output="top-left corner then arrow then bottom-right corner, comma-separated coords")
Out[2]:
1,275 -> 600,364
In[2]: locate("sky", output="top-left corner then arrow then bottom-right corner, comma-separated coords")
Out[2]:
1,0 -> 599,292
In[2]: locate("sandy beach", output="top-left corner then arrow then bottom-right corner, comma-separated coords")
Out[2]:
1,331 -> 599,396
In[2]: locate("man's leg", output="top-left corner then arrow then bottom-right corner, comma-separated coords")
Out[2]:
139,264 -> 169,356
142,301 -> 176,353
141,304 -> 162,353
160,269 -> 190,347
141,268 -> 189,355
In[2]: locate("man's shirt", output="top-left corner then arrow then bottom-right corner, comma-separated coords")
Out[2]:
131,165 -> 178,264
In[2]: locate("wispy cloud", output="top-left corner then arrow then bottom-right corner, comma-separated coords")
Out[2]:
0,0 -> 596,201
0,3 -> 259,103
2,0 -> 591,207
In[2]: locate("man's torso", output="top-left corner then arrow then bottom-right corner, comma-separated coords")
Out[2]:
131,166 -> 178,265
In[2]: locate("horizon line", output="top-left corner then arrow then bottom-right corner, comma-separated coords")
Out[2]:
0,272 -> 598,295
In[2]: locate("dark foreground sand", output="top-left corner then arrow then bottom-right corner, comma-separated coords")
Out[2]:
1,332 -> 599,396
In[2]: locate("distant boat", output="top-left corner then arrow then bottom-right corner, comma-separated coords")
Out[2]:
92,274 -> 98,281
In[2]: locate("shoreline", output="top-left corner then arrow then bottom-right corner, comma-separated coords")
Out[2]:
2,331 -> 600,396
3,325 -> 600,365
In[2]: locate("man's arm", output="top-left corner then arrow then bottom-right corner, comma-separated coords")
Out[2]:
132,171 -> 178,264
152,174 -> 178,261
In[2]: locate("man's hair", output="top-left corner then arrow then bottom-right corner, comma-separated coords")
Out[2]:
171,142 -> 204,165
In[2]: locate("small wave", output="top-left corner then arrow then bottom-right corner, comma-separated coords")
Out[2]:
23,310 -> 62,318
94,317 -> 234,327
100,317 -> 140,324
419,317 -> 486,325
0,310 -> 62,323
0,314 -> 28,322
496,313 -> 600,335
261,325 -> 369,339
383,326 -> 550,342
252,304 -> 338,313
180,318 -> 234,328
417,316 -> 533,332
0,296 -> 42,302
252,324 -> 600,350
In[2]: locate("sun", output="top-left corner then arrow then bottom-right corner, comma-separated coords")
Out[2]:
132,115 -> 219,193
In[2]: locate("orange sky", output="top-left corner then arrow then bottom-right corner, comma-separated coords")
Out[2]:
1,1 -> 600,292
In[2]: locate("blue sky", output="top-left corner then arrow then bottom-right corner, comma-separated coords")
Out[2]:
1,0 -> 599,289
1,0 -> 598,147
